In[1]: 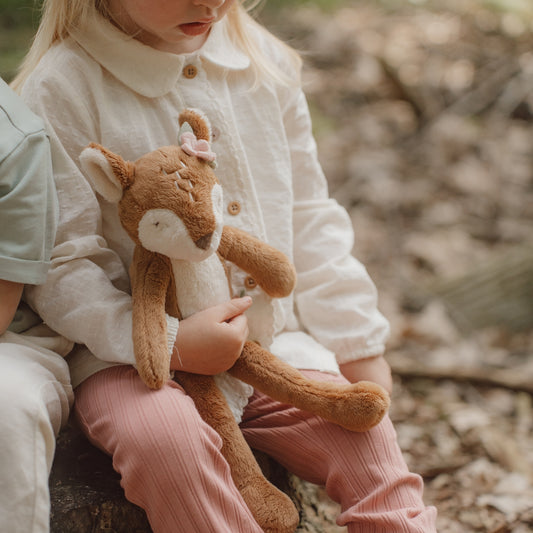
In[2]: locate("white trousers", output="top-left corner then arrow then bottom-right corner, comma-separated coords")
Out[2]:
0,328 -> 73,533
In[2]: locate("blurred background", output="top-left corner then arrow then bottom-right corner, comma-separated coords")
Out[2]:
2,1 -> 533,531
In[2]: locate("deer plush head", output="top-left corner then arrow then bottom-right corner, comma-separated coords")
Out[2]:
80,109 -> 224,262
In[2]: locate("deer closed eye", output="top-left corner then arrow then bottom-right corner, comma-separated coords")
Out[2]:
175,179 -> 195,202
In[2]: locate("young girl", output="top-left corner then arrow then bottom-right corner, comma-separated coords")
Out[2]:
14,1 -> 437,531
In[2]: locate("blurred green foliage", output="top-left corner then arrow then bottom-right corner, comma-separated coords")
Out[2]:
0,0 -> 40,27
0,0 -> 41,81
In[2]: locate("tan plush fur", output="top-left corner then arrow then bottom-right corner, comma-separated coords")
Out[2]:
80,109 -> 390,533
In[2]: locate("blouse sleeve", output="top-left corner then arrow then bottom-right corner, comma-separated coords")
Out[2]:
21,72 -> 139,367
283,88 -> 390,363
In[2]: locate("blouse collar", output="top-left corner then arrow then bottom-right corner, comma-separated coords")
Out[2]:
71,12 -> 250,98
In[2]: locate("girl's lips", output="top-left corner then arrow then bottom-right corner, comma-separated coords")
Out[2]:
179,21 -> 213,36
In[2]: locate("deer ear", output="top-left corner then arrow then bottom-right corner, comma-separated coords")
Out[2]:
178,108 -> 212,142
80,143 -> 133,203
177,120 -> 194,144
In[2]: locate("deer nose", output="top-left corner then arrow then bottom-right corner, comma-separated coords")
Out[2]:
194,232 -> 213,250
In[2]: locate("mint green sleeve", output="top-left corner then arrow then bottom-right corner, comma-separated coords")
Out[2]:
0,80 -> 57,285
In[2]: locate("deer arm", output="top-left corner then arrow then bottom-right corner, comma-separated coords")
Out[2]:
218,226 -> 296,298
229,341 -> 390,432
130,246 -> 173,389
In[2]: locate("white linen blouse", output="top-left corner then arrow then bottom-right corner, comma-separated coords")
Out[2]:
21,12 -> 390,410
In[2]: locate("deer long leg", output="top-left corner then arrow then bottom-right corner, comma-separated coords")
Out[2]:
228,342 -> 390,433
173,372 -> 299,533
130,248 -> 173,390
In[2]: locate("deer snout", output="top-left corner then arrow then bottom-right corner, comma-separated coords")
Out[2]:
194,232 -> 213,250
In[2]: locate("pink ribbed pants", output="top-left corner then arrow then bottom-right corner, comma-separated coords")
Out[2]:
74,366 -> 437,533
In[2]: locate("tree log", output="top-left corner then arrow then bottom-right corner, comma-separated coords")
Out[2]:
49,425 -> 150,533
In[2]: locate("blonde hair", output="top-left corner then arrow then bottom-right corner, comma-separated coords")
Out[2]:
228,1 -> 302,86
11,0 -> 301,93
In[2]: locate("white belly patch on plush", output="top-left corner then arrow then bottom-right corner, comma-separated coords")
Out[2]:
171,255 -> 231,319
171,254 -> 253,421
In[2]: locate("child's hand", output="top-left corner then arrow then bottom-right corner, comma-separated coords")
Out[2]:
339,355 -> 393,394
171,297 -> 253,375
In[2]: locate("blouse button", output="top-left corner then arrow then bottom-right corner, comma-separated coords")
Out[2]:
227,201 -> 241,215
244,276 -> 257,289
211,127 -> 221,141
183,64 -> 198,79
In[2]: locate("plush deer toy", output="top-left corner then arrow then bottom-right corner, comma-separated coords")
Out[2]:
80,109 -> 390,533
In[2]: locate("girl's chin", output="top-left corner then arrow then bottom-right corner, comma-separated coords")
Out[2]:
147,30 -> 210,54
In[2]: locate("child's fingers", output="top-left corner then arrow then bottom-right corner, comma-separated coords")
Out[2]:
225,312 -> 249,336
212,297 -> 253,322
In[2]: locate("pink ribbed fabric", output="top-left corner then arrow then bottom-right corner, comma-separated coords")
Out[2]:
241,370 -> 437,533
74,366 -> 437,533
74,366 -> 262,533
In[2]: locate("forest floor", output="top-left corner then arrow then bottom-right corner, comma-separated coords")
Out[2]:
263,1 -> 533,531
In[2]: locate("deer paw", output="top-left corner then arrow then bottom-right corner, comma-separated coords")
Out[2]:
240,476 -> 299,533
328,380 -> 390,432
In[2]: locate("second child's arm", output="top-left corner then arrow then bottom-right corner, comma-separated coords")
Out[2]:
0,280 -> 23,335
